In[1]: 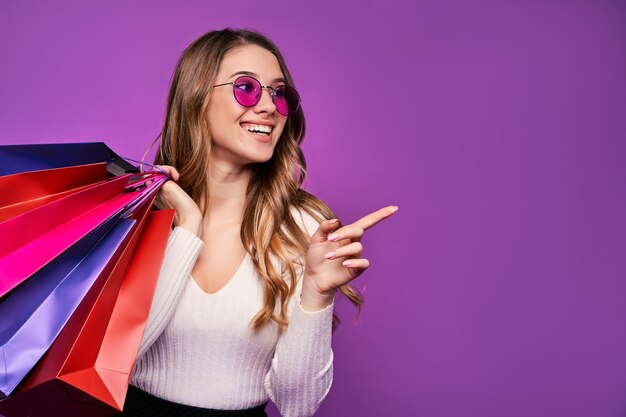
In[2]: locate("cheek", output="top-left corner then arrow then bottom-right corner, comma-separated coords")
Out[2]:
274,120 -> 288,139
207,95 -> 245,129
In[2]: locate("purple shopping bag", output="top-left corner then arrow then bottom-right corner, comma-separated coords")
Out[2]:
0,214 -> 135,397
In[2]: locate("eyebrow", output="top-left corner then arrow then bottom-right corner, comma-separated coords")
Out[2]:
228,71 -> 286,84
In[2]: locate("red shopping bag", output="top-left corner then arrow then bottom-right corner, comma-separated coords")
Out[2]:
0,174 -> 139,298
0,206 -> 174,417
0,163 -> 107,222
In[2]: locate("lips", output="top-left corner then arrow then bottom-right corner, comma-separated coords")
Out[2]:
241,121 -> 275,128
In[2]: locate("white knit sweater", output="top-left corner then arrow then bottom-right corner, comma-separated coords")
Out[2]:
130,208 -> 334,417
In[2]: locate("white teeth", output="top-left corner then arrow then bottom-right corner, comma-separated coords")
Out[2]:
242,123 -> 272,134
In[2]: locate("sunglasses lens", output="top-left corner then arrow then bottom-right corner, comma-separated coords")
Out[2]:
233,77 -> 261,107
274,85 -> 300,116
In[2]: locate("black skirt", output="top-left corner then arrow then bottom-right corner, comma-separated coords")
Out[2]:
118,384 -> 268,417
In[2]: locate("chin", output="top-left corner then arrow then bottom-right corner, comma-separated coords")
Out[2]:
239,150 -> 275,166
253,153 -> 275,164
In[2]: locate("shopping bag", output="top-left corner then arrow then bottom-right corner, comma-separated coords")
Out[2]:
0,208 -> 174,417
0,174 -> 139,298
0,163 -> 168,299
0,213 -> 134,397
0,141 -> 171,416
0,142 -> 139,177
0,163 -> 107,222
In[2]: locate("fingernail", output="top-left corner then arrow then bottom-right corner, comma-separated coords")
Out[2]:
324,251 -> 335,259
329,219 -> 338,224
342,260 -> 352,267
328,233 -> 339,241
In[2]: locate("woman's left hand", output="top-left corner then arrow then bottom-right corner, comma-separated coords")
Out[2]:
300,205 -> 398,310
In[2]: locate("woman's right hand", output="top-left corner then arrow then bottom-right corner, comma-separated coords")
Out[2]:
153,165 -> 203,238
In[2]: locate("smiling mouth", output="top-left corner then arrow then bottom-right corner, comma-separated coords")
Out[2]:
241,123 -> 273,136
241,125 -> 272,142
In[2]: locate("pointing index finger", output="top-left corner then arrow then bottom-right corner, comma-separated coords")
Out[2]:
353,205 -> 398,231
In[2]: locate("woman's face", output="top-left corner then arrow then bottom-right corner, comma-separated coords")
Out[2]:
206,44 -> 288,167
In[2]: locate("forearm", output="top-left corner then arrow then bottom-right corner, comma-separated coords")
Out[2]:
265,295 -> 334,417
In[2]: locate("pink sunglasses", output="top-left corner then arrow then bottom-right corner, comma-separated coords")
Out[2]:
213,75 -> 301,116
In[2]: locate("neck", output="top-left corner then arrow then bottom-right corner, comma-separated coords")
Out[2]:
202,158 -> 253,226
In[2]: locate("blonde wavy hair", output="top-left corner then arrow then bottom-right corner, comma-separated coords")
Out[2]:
152,28 -> 363,331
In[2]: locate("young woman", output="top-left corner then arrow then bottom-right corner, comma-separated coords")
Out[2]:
121,28 -> 397,417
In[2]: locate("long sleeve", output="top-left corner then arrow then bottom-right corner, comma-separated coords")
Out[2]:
135,226 -> 203,360
263,210 -> 335,417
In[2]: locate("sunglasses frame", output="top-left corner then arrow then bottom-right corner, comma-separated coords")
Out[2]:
213,75 -> 300,116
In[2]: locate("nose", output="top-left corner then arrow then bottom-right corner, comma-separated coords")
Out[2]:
254,87 -> 277,115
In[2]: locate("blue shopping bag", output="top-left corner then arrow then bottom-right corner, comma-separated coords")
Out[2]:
0,142 -> 139,177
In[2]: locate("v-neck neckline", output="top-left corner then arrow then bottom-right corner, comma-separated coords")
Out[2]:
190,253 -> 250,296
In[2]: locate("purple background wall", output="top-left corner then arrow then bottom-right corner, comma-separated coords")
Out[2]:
1,1 -> 625,416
